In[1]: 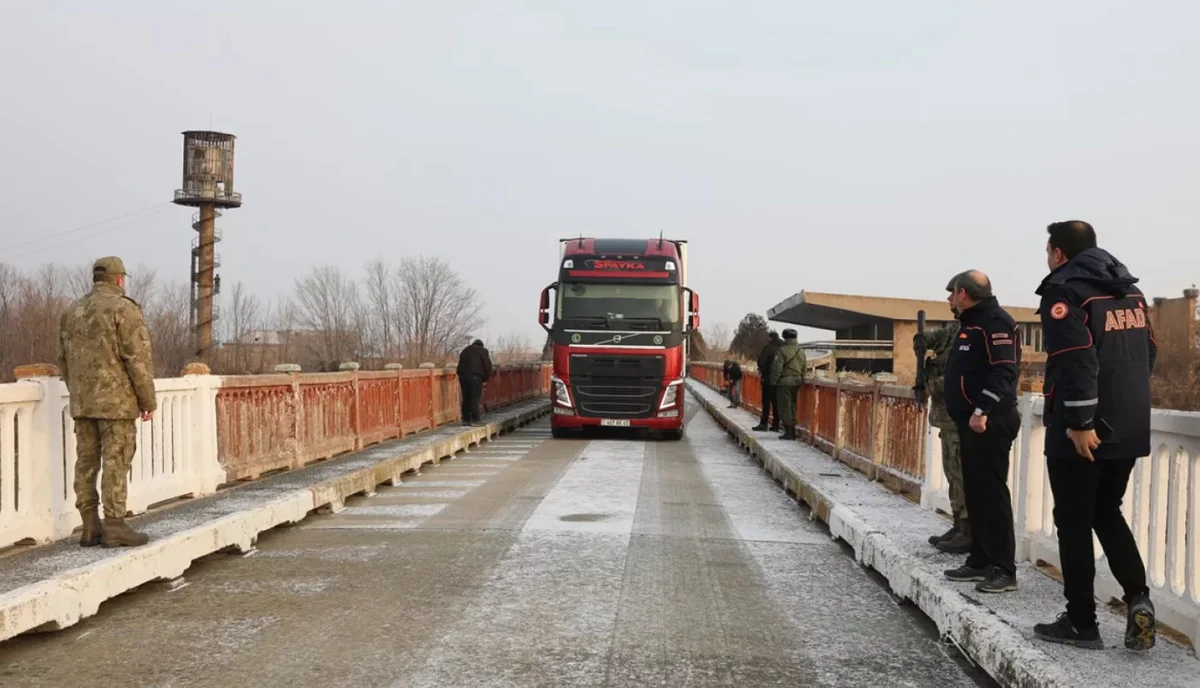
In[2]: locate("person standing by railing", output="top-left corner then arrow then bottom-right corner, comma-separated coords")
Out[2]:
752,331 -> 782,433
941,270 -> 1021,595
915,279 -> 971,555
722,359 -> 743,409
57,256 -> 156,548
770,329 -> 806,440
1032,221 -> 1157,652
457,339 -> 493,426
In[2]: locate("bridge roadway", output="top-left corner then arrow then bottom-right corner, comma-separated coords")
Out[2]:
0,406 -> 987,687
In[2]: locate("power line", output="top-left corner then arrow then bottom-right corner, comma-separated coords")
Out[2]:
0,201 -> 173,253
5,204 -> 176,261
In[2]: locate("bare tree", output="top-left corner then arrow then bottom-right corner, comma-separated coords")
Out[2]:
219,282 -> 265,373
705,323 -> 732,353
143,281 -> 194,377
492,331 -> 533,364
393,256 -> 485,363
363,258 -> 397,361
294,265 -> 363,368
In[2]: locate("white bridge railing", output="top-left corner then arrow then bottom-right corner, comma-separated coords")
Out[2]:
922,395 -> 1200,648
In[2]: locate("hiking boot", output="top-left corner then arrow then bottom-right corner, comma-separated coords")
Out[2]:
928,524 -> 956,546
975,567 -> 1018,594
79,510 -> 102,547
777,427 -> 796,441
769,424 -> 780,433
1125,594 -> 1156,651
751,423 -> 770,432
943,564 -> 989,582
1034,613 -> 1103,650
101,518 -> 149,548
936,527 -> 973,554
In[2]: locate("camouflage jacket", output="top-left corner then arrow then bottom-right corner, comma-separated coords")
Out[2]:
917,321 -> 960,429
58,282 -> 157,419
769,342 -> 807,386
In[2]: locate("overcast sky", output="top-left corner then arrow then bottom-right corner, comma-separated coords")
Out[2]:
2,1 -> 1197,346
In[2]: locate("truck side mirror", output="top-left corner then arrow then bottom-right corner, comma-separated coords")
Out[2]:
538,284 -> 556,332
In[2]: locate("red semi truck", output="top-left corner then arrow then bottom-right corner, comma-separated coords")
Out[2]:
538,237 -> 699,440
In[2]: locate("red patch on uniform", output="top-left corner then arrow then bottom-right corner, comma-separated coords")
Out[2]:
1049,302 -> 1069,320
959,333 -> 968,339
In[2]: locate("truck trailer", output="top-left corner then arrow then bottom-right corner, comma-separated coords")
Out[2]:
538,237 -> 699,440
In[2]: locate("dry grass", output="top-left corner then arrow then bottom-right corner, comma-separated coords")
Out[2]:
1151,351 -> 1200,412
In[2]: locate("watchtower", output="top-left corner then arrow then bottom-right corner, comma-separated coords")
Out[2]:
172,131 -> 242,361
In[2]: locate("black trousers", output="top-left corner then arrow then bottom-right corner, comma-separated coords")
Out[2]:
1047,452 -> 1148,628
760,382 -> 779,427
958,405 -> 1020,575
459,374 -> 483,422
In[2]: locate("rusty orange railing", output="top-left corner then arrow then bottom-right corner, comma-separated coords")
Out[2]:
216,364 -> 551,482
691,362 -> 928,497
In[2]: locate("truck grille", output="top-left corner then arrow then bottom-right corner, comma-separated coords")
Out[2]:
568,355 -> 665,419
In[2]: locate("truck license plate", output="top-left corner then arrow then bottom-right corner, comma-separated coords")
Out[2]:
600,419 -> 631,427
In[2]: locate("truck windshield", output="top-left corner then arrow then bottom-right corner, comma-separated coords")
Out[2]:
557,282 -> 680,329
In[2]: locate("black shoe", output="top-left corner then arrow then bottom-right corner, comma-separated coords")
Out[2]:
751,424 -> 769,431
1125,594 -> 1156,651
936,530 -> 973,554
943,564 -> 988,582
727,404 -> 738,409
769,425 -> 780,433
1034,613 -> 1103,650
928,525 -> 956,546
975,567 -> 1018,594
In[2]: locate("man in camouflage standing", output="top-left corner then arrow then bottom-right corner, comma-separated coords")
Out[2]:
770,328 -> 807,440
915,278 -> 972,554
58,257 -> 157,548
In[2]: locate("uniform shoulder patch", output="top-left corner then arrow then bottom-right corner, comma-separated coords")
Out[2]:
1049,302 -> 1069,320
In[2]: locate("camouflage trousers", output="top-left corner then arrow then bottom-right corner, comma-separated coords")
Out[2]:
939,425 -> 968,522
73,419 -> 138,519
776,384 -> 800,427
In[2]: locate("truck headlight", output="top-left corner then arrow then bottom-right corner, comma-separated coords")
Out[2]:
659,379 -> 683,409
551,376 -> 573,407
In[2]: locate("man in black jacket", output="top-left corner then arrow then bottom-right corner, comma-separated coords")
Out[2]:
1032,221 -> 1157,652
942,270 -> 1022,595
722,359 -> 743,409
752,331 -> 782,432
457,339 -> 493,426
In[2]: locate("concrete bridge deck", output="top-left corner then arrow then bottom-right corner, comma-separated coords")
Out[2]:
0,402 -> 984,687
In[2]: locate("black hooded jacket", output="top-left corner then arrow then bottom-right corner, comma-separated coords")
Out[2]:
1036,247 -> 1157,459
757,338 -> 782,382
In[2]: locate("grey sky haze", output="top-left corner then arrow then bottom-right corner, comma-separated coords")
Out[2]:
2,1 -> 1197,346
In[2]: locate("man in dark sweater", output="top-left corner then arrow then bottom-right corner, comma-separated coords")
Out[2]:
456,339 -> 493,426
752,331 -> 782,432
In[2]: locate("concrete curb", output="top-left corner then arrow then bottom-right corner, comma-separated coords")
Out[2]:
688,383 -> 1077,688
0,402 -> 549,643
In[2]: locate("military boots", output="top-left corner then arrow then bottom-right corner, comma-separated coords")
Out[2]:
936,519 -> 973,554
101,518 -> 149,547
79,510 -> 103,547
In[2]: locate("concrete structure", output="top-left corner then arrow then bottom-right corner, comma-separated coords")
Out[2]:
173,130 -> 242,362
767,291 -> 1044,383
1150,288 -> 1200,360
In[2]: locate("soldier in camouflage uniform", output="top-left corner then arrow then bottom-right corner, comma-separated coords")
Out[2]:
770,329 -> 807,440
915,278 -> 972,554
58,257 -> 157,548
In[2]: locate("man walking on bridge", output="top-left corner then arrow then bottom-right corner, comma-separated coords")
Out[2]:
942,270 -> 1021,594
770,329 -> 806,440
58,256 -> 157,548
1032,221 -> 1157,651
752,331 -> 782,433
457,339 -> 493,426
915,280 -> 971,554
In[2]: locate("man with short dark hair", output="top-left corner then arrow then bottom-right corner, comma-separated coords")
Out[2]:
942,270 -> 1022,594
752,331 -> 782,432
769,329 -> 806,440
457,339 -> 493,426
1032,220 -> 1157,651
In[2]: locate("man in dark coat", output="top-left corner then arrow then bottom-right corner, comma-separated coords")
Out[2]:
456,339 -> 493,426
752,331 -> 782,432
723,359 -> 743,409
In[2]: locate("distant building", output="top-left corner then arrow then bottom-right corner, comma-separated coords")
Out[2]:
768,289 -> 1199,386
767,291 -> 1046,384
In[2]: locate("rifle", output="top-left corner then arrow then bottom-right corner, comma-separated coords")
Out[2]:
913,310 -> 927,407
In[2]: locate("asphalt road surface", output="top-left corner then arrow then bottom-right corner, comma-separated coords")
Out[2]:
0,402 -> 991,687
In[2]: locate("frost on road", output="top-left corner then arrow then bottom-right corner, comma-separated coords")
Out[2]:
0,406 -> 986,687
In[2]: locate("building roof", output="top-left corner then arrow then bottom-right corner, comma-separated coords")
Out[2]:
767,291 -> 1041,330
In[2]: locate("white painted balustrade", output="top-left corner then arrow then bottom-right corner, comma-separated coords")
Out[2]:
922,394 -> 1200,647
0,371 -> 224,549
